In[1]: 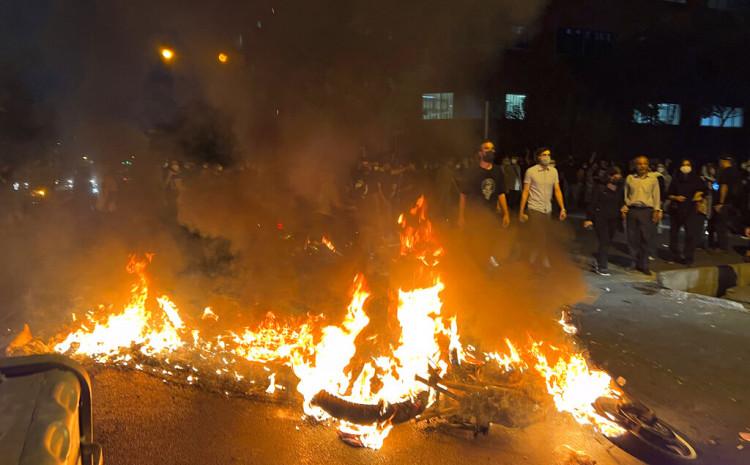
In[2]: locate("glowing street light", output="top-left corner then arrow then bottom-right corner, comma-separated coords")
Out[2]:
160,47 -> 175,63
217,52 -> 229,64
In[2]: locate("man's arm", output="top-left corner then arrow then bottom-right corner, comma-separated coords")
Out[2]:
497,193 -> 510,227
554,182 -> 566,219
519,183 -> 530,222
621,176 -> 630,218
719,184 -> 729,205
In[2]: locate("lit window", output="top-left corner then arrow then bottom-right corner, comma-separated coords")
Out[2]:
633,103 -> 681,125
422,93 -> 454,120
700,106 -> 744,128
505,94 -> 527,120
707,0 -> 750,10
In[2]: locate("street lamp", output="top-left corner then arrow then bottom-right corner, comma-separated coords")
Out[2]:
160,47 -> 175,63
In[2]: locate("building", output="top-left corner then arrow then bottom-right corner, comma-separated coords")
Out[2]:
413,0 -> 750,162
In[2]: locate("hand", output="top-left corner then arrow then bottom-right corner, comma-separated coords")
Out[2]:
674,195 -> 687,203
502,214 -> 510,228
519,212 -> 529,223
620,206 -> 628,220
559,209 -> 567,221
652,210 -> 662,224
714,204 -> 724,213
583,220 -> 593,229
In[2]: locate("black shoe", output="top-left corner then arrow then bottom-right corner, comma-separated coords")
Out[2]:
595,268 -> 611,277
637,267 -> 653,276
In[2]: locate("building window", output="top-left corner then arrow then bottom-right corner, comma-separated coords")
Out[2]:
556,28 -> 614,57
707,0 -> 750,10
505,94 -> 527,120
633,103 -> 681,125
422,93 -> 454,120
700,106 -> 744,128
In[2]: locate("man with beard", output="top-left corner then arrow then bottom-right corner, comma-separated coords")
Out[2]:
583,167 -> 624,276
622,155 -> 662,274
667,159 -> 706,265
457,140 -> 510,268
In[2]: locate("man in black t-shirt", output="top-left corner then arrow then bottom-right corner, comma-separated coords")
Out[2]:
710,155 -> 742,250
457,140 -> 510,228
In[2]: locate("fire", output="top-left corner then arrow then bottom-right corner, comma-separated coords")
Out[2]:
54,255 -> 185,362
321,235 -> 337,253
37,196 -> 626,449
217,52 -> 229,64
531,344 -> 626,437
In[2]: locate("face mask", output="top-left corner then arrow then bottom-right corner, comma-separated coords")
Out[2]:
657,167 -> 665,173
539,155 -> 551,166
680,166 -> 692,175
511,158 -> 518,164
481,151 -> 496,163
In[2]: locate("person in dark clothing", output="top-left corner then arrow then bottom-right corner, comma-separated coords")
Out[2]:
457,140 -> 510,269
584,167 -> 624,276
710,155 -> 742,251
667,159 -> 707,265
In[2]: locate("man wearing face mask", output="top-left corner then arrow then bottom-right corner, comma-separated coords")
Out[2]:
583,167 -> 624,276
710,155 -> 742,251
457,140 -> 511,269
519,147 -> 567,268
458,140 -> 510,229
667,160 -> 706,265
622,156 -> 662,275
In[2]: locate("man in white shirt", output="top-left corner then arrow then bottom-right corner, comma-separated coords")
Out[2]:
519,147 -> 567,268
621,155 -> 662,274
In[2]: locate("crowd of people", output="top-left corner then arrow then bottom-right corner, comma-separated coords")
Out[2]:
447,140 -> 750,276
4,142 -> 750,278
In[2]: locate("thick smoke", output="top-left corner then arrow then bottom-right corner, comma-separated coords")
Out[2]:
0,1 -> 568,350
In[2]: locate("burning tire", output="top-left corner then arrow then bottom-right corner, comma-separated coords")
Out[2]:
311,390 -> 429,425
594,397 -> 698,462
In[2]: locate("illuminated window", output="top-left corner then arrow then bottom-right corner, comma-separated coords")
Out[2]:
633,103 -> 681,125
707,0 -> 750,10
505,94 -> 527,120
700,106 -> 744,128
422,93 -> 454,120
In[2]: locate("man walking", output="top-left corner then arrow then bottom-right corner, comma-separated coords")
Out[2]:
519,147 -> 567,268
458,140 -> 511,267
622,155 -> 662,274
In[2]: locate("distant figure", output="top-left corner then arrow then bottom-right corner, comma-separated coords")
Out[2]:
710,155 -> 742,251
519,147 -> 567,268
584,167 -> 624,276
667,159 -> 706,265
622,156 -> 662,275
500,155 -> 522,210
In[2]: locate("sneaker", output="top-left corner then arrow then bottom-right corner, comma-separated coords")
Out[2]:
595,268 -> 611,277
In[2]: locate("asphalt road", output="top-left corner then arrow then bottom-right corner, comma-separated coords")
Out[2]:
89,367 -> 642,465
573,273 -> 750,465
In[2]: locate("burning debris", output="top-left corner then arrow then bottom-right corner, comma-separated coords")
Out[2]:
9,196 -> 630,450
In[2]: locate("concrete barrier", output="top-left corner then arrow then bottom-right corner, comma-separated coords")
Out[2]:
657,262 -> 750,298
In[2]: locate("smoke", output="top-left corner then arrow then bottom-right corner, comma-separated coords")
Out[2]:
0,0 -> 557,344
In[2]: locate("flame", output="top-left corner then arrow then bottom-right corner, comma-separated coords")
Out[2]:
54,255 -> 185,362
217,52 -> 229,64
201,307 -> 219,321
321,235 -> 337,253
43,196 -> 626,448
531,344 -> 626,437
